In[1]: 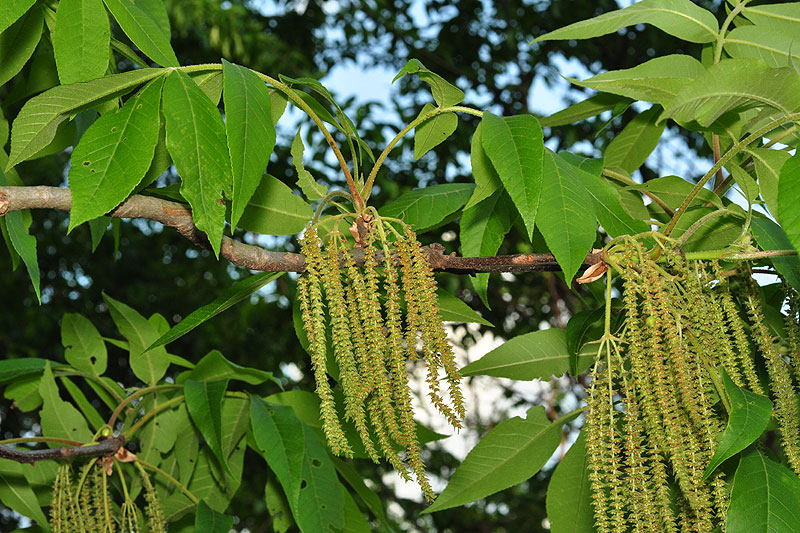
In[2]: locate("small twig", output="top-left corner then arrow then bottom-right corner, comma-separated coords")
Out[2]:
0,437 -> 125,465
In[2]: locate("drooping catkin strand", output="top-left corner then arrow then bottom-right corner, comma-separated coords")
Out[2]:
140,465 -> 166,533
745,282 -> 800,475
584,360 -> 614,533
299,227 -> 351,456
321,236 -> 376,459
717,274 -> 764,394
50,464 -> 76,533
784,281 -> 800,385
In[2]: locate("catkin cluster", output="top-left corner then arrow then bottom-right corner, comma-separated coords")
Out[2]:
49,461 -> 165,533
297,222 -> 465,501
586,241 -> 800,532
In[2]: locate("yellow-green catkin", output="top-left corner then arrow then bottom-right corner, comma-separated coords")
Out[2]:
299,227 -> 352,456
140,467 -> 165,533
120,500 -> 141,533
745,279 -> 800,475
50,464 -> 76,533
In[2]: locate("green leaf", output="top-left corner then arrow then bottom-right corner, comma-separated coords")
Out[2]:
380,183 -> 474,233
148,272 -> 283,350
459,190 -> 516,307
185,379 -> 230,476
750,147 -> 792,218
102,0 -> 179,67
569,55 -> 705,105
466,120 -> 502,209
68,77 -> 163,231
237,174 -> 313,235
0,168 -> 40,302
462,328 -> 593,380
60,375 -> 105,430
779,153 -> 800,254
724,26 -> 800,69
535,0 -> 717,44
393,58 -> 465,107
187,350 -> 278,386
727,164 -> 760,203
704,370 -> 772,479
250,397 -> 305,512
296,425 -> 346,532
538,150 -> 596,283
424,406 -> 579,513
414,103 -> 458,159
103,293 -> 169,384
480,111 -> 544,240
0,358 -> 47,383
0,0 -> 34,35
539,93 -> 629,128
663,59 -> 800,128
437,288 -> 493,327
223,59 -> 276,229
546,432 -> 594,533
628,175 -> 723,210
565,308 -> 604,377
0,459 -> 48,526
7,68 -> 163,169
163,69 -> 232,257
192,69 -> 223,105
61,313 -> 107,375
727,450 -> 800,531
53,0 -> 110,84
329,456 -> 391,530
743,4 -> 800,37
751,217 -> 800,291
292,131 -> 327,201
604,107 -> 665,172
0,5 -> 43,87
265,473 -> 295,533
38,362 -> 92,442
195,500 -> 234,533
672,206 -> 743,252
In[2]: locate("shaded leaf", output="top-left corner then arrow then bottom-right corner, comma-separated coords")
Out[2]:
461,328 -> 593,380
223,59 -> 275,229
0,358 -> 47,384
604,106 -> 665,172
546,432 -> 594,533
466,120 -> 502,209
743,4 -> 800,36
237,174 -> 313,235
750,146 -> 791,218
103,293 -> 169,384
380,183 -> 474,232
424,406 -> 579,513
539,93 -> 629,128
393,58 -> 464,107
0,168 -> 39,302
0,459 -> 48,526
728,164 -> 760,203
187,350 -> 278,386
628,175 -> 723,210
102,0 -> 178,67
185,379 -> 230,476
534,0 -> 718,44
149,272 -> 283,350
292,130 -> 327,201
437,288 -> 493,327
751,217 -> 800,291
704,369 -> 772,479
7,68 -> 162,168
725,26 -> 800,69
480,111 -> 544,239
779,153 -> 800,254
61,313 -> 107,375
727,450 -> 800,531
163,69 -> 232,257
414,103 -> 458,159
68,77 -> 163,231
538,150 -> 596,283
565,308 -> 604,377
53,0 -> 110,84
195,500 -> 234,533
330,456 -> 391,530
38,362 -> 92,442
296,425 -> 345,532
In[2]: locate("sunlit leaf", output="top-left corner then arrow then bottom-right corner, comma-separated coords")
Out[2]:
237,174 -> 313,235
0,168 -> 39,302
466,121 -> 502,209
223,59 -> 275,229
480,111 -> 544,240
743,4 -> 800,36
380,183 -> 474,232
186,350 -> 278,386
53,0 -> 110,84
0,5 -> 43,87
534,0 -> 718,44
437,289 -> 493,326
750,147 -> 791,218
185,379 -> 230,476
0,0 -> 35,35
414,103 -> 458,159
565,308 -> 604,377
163,69 -> 232,257
102,0 -> 179,67
195,500 -> 234,533
68,77 -> 163,231
0,358 -> 47,384
0,459 -> 48,526
292,131 -> 327,201
393,58 -> 465,107
38,362 -> 92,442
539,93 -> 629,128
604,106 -> 665,172
751,217 -> 800,291
725,26 -> 800,69
779,153 -> 800,256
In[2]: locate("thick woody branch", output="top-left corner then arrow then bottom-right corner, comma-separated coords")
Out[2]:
0,186 -> 602,274
0,437 -> 125,465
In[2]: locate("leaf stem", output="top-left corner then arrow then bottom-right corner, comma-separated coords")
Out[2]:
362,105 -> 483,202
602,169 -> 675,217
135,458 -> 199,505
714,0 -> 749,65
108,384 -> 181,429
122,395 -> 185,440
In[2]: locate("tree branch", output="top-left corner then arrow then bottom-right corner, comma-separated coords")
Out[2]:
0,186 -> 602,274
0,437 -> 125,465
